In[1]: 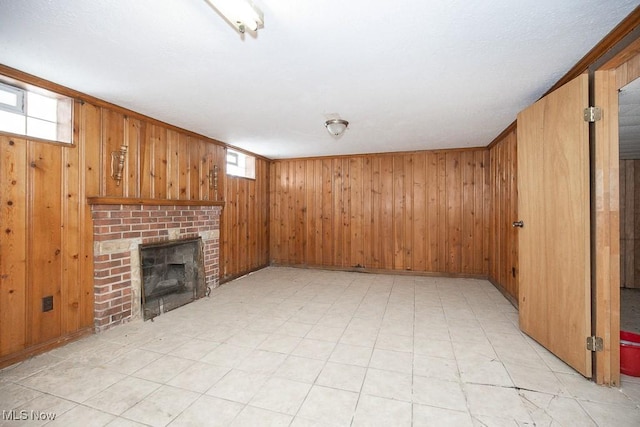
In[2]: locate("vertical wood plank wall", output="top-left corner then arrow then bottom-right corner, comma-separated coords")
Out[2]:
0,134 -> 94,360
619,159 -> 640,288
0,71 -> 269,363
269,150 -> 491,275
488,129 -> 519,301
221,159 -> 270,282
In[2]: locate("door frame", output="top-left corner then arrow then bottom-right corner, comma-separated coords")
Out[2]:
591,32 -> 640,386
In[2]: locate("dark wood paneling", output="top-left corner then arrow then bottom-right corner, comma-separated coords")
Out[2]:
620,159 -> 640,289
488,129 -> 518,301
269,150 -> 490,275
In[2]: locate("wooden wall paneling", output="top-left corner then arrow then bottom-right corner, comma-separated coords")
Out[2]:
370,157 -> 381,268
202,141 -> 211,201
189,138 -> 202,200
321,159 -> 333,266
620,161 -> 627,286
239,176 -> 248,271
461,150 -> 475,273
380,156 -> 394,269
445,152 -> 462,273
294,160 -> 305,264
165,129 -> 178,199
231,177 -> 241,273
224,176 -> 234,275
304,159 -> 316,262
342,158 -> 352,268
257,158 -> 269,267
260,159 -> 268,264
246,172 -> 254,272
221,157 -> 269,279
239,176 -> 247,272
198,140 -> 209,200
393,155 -> 405,270
436,153 -> 448,272
632,160 -> 640,288
139,122 -> 154,198
362,157 -> 373,268
507,134 -> 518,296
488,130 -> 518,300
101,109 -> 125,197
227,177 -> 238,274
350,157 -> 364,268
217,145 -> 226,202
152,125 -> 167,199
78,102 -> 102,198
426,152 -> 440,271
478,150 -> 490,274
634,161 -> 640,288
270,161 -> 281,263
62,137 -> 81,334
618,159 -> 640,288
489,145 -> 499,282
0,136 -> 28,356
412,153 -> 427,271
404,155 -> 414,271
29,141 -> 63,344
253,161 -> 261,268
269,150 -> 491,276
208,143 -> 216,201
78,102 -> 99,328
622,161 -> 635,286
125,117 -> 141,198
281,162 -> 291,264
178,133 -> 190,200
483,149 -> 492,276
332,159 -> 344,266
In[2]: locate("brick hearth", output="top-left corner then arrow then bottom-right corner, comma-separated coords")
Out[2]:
90,203 -> 221,332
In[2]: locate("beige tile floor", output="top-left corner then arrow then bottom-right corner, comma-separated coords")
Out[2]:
1,266 -> 640,426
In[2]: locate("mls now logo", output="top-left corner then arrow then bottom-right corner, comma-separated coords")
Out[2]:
2,410 -> 56,421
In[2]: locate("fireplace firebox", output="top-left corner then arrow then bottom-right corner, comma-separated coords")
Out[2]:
139,238 -> 205,321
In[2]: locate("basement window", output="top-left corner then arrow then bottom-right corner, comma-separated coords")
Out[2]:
226,149 -> 255,179
0,79 -> 73,144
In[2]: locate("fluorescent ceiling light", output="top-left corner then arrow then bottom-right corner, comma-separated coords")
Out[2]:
204,0 -> 264,34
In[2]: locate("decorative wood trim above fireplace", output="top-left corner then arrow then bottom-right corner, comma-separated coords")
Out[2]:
88,197 -> 225,207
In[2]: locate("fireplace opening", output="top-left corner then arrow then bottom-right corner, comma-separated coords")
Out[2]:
139,238 -> 205,321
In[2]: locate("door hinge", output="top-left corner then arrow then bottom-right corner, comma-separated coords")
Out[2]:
583,106 -> 602,122
586,336 -> 603,352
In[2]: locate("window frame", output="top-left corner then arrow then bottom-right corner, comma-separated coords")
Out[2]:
0,82 -> 26,114
0,76 -> 73,145
226,149 -> 256,180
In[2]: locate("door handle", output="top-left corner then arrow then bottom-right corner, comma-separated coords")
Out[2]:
512,220 -> 524,228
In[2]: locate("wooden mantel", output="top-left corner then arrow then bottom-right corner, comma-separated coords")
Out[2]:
87,197 -> 225,207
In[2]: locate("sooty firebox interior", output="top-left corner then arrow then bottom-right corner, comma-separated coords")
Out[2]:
139,238 -> 205,321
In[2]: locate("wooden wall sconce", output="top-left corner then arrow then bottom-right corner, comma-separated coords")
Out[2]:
209,165 -> 219,201
111,145 -> 128,186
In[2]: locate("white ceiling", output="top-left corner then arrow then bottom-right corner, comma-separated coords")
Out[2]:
0,1 -> 639,159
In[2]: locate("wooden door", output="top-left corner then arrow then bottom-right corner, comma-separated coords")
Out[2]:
517,74 -> 592,377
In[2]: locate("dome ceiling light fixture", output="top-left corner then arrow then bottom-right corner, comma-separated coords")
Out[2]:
325,118 -> 349,137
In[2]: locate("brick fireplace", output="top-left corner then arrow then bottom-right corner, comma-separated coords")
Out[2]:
89,200 -> 222,332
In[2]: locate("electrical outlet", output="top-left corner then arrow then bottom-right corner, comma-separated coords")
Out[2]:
42,296 -> 53,312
